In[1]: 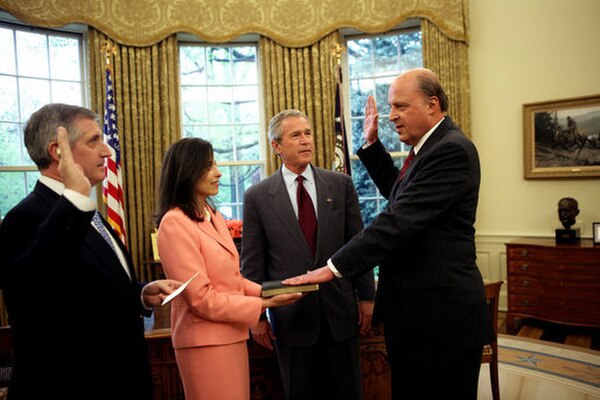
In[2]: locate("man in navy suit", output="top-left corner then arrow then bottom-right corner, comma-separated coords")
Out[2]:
242,110 -> 375,399
0,103 -> 181,399
285,69 -> 494,400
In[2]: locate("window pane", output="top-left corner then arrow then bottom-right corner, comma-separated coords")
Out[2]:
214,164 -> 262,220
399,31 -> 423,71
373,36 -> 399,75
16,31 -> 49,78
206,47 -> 231,84
232,47 -> 257,84
181,86 -> 208,124
348,38 -> 372,79
49,36 -> 80,80
210,125 -> 234,162
233,86 -> 258,123
51,81 -> 83,105
207,86 -> 233,124
0,171 -> 27,217
180,46 -> 206,85
0,27 -> 16,75
0,123 -> 23,165
235,124 -> 260,161
183,124 -> 209,139
0,76 -> 18,121
19,78 -> 51,119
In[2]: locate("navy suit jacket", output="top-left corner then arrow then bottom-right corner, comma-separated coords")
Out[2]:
0,182 -> 152,399
332,117 -> 494,348
242,166 -> 375,347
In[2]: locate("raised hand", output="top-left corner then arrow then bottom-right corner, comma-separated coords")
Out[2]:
56,126 -> 91,196
364,95 -> 379,145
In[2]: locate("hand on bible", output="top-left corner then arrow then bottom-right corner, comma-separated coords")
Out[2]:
282,266 -> 334,286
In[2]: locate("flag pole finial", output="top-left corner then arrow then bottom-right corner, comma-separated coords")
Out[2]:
332,43 -> 343,66
102,41 -> 116,70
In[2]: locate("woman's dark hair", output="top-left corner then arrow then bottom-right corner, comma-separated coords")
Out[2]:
155,138 -> 215,226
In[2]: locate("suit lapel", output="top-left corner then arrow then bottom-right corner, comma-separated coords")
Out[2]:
313,168 -> 333,262
196,208 -> 238,257
389,117 -> 455,199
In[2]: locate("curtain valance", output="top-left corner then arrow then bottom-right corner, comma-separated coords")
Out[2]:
0,0 -> 468,47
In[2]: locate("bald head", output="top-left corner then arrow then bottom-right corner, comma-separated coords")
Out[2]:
387,68 -> 449,146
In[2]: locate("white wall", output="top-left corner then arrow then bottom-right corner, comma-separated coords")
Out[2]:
469,0 -> 600,238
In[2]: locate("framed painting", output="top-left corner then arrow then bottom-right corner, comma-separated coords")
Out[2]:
523,94 -> 600,178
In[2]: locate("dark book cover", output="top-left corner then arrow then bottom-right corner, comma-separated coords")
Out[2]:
261,280 -> 319,298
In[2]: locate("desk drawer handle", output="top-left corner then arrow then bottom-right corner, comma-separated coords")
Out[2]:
521,250 -> 529,257
522,280 -> 530,287
521,264 -> 529,271
522,300 -> 530,307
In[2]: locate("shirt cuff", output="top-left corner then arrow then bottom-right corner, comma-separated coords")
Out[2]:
327,258 -> 343,278
63,189 -> 96,212
361,141 -> 373,150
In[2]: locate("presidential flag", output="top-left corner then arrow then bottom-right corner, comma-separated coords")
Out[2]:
102,67 -> 127,245
333,64 -> 351,175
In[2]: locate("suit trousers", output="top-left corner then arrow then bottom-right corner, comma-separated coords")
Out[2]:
385,338 -> 483,400
274,300 -> 362,400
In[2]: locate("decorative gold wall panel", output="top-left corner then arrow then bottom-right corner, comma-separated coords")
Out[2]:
0,0 -> 468,47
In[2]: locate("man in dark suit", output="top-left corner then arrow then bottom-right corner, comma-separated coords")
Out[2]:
0,103 -> 181,399
284,69 -> 494,400
241,110 -> 375,400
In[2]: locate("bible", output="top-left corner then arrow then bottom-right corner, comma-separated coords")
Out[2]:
261,280 -> 319,298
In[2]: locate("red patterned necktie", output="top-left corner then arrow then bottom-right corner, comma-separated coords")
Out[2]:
398,148 -> 415,180
296,176 -> 317,255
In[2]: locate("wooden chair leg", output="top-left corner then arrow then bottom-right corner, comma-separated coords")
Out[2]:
489,342 -> 500,400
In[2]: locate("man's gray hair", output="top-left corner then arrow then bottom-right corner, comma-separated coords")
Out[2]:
24,103 -> 99,170
268,109 -> 310,142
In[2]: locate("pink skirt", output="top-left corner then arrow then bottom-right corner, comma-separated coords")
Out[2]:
175,341 -> 250,400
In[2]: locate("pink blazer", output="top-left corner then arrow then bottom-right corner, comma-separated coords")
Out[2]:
157,207 -> 262,349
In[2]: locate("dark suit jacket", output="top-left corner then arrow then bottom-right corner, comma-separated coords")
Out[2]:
0,182 -> 152,399
332,117 -> 494,348
242,166 -> 375,347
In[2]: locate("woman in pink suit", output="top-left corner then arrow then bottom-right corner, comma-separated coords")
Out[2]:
156,138 -> 300,400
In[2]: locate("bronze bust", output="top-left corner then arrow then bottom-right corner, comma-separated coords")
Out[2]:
556,197 -> 580,243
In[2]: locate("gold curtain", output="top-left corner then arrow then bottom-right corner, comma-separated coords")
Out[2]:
260,33 -> 340,174
422,18 -> 471,137
89,28 -> 181,282
0,0 -> 468,47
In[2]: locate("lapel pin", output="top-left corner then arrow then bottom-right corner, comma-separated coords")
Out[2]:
326,198 -> 333,203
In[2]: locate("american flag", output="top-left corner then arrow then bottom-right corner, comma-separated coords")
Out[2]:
102,67 -> 127,245
333,64 -> 351,175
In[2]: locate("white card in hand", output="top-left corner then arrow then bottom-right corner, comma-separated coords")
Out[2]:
161,272 -> 199,306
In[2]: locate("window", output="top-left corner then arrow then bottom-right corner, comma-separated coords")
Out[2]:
179,43 -> 263,220
344,28 -> 422,225
0,22 -> 85,219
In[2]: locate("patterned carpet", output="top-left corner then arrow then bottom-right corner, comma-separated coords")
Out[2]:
477,334 -> 600,400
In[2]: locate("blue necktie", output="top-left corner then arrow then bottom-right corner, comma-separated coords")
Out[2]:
92,211 -> 117,253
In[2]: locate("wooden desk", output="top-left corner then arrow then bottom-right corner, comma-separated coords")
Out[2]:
505,238 -> 600,333
145,308 -> 391,400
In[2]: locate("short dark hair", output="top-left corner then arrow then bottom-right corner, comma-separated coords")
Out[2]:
416,73 -> 449,113
24,103 -> 99,169
155,138 -> 215,226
